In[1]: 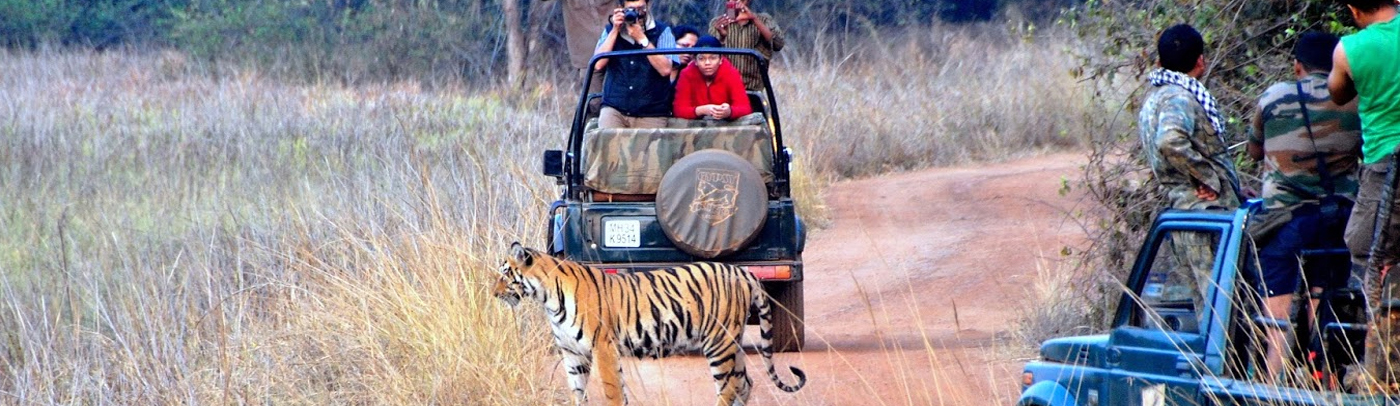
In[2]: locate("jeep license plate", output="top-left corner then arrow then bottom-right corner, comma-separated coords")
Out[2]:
603,219 -> 641,248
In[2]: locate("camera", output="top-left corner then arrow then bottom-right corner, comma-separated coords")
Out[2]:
623,8 -> 639,24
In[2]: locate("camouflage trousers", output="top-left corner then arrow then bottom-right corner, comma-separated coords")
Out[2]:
1345,157 -> 1400,389
1162,232 -> 1218,312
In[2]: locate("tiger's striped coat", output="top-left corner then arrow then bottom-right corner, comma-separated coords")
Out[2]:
492,242 -> 806,405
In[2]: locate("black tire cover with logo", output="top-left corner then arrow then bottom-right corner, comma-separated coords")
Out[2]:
656,149 -> 769,258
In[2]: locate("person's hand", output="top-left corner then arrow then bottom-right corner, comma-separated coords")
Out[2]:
1195,184 -> 1219,201
626,21 -> 646,43
609,8 -> 625,28
712,16 -> 730,38
735,3 -> 753,22
710,103 -> 731,119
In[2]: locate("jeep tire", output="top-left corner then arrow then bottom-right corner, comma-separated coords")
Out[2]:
764,280 -> 805,352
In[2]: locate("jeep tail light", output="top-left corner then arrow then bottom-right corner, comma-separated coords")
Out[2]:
603,268 -> 619,274
744,265 -> 791,280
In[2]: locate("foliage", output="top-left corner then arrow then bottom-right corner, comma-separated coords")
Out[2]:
1061,0 -> 1354,330
0,0 -> 174,48
165,0 -> 510,84
0,0 -> 1084,83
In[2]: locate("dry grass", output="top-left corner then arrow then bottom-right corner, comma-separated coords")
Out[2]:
0,49 -> 565,404
0,22 -> 1099,404
779,22 -> 1094,179
1014,253 -> 1099,348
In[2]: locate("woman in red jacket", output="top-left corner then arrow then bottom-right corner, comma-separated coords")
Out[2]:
672,35 -> 753,120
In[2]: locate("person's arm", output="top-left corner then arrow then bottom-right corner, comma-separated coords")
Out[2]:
1329,42 -> 1357,105
725,64 -> 752,118
750,13 -> 784,51
641,28 -> 676,77
593,10 -> 625,72
1246,107 -> 1265,161
673,68 -> 701,119
1155,95 -> 1226,198
622,23 -> 673,77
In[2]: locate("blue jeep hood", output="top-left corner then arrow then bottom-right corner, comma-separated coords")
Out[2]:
1040,334 -> 1109,365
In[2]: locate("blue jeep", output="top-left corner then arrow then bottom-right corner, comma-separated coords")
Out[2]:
1018,203 -> 1391,405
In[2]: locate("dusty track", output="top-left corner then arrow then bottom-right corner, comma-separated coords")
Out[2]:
602,152 -> 1088,405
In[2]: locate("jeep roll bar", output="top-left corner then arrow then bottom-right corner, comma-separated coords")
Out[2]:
564,48 -> 788,200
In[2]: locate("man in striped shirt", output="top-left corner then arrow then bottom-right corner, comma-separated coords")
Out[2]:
709,0 -> 784,92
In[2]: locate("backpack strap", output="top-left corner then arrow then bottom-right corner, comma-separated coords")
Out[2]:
1295,79 -> 1337,197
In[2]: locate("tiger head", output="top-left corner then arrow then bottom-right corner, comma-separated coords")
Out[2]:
493,242 -> 543,308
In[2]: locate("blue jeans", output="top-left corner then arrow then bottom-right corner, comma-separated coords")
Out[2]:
1259,202 -> 1352,298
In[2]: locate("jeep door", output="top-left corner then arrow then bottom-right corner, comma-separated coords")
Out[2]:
1102,220 -> 1236,405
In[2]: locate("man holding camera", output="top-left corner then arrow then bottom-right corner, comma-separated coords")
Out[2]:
710,0 -> 784,92
593,0 -> 678,129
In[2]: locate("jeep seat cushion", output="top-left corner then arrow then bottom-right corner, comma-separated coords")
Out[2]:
582,115 -> 773,195
656,149 -> 768,258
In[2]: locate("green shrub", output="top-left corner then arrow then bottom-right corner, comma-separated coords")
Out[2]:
0,0 -> 173,48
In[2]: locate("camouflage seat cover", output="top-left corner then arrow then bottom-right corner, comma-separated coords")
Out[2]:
583,114 -> 774,195
582,113 -> 767,133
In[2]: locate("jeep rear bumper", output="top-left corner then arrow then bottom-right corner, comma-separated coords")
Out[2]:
580,260 -> 803,281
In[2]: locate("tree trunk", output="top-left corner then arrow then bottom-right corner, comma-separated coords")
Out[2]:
526,0 -> 554,70
503,0 -> 527,89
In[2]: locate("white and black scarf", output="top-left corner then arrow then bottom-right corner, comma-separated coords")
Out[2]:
1148,67 -> 1241,198
1148,67 -> 1226,137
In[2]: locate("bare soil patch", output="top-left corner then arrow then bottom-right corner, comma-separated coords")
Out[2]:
598,152 -> 1089,405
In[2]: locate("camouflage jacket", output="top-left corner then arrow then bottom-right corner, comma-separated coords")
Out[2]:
1139,84 -> 1243,210
1249,73 -> 1362,210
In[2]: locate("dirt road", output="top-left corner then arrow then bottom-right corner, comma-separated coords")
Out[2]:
602,152 -> 1089,405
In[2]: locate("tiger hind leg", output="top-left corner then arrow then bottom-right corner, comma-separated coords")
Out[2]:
705,338 -> 752,406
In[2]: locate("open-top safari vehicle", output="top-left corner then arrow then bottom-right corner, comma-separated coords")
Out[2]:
540,47 -> 807,351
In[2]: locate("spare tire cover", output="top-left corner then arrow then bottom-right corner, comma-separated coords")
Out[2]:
657,149 -> 768,258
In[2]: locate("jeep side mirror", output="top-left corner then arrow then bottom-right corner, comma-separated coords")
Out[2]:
542,150 -> 564,178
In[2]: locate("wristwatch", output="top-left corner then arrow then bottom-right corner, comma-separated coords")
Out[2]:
639,37 -> 651,48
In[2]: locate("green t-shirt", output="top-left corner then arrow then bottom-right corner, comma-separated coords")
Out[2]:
1342,18 -> 1400,164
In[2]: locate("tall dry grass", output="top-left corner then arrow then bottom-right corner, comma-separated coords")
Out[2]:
0,22 -> 1099,404
779,22 -> 1093,179
0,49 -> 567,404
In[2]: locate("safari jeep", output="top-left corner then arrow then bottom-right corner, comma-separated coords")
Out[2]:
539,48 -> 806,351
1017,203 -> 1390,405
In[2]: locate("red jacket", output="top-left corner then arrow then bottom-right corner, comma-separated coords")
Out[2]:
672,58 -> 753,120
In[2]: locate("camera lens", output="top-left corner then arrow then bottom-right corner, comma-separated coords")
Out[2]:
623,8 -> 638,23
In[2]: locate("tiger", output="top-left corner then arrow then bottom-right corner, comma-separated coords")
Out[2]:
491,242 -> 806,406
